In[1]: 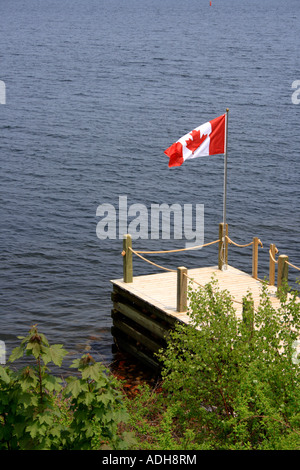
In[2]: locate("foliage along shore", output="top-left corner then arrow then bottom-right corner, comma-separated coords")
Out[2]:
1,278 -> 300,450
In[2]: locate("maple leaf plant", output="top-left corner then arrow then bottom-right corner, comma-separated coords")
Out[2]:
0,325 -> 129,450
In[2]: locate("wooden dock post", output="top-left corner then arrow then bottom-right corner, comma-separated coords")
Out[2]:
252,237 -> 259,279
269,244 -> 277,286
218,223 -> 228,270
177,266 -> 188,312
123,234 -> 133,283
277,254 -> 289,289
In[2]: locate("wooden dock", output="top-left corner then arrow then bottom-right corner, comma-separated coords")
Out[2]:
110,226 -> 299,371
111,265 -> 282,371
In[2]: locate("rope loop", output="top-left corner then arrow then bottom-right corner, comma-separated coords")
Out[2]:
269,246 -> 279,264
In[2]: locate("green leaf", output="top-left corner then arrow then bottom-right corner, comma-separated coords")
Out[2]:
82,421 -> 94,438
83,391 -> 94,406
48,344 -> 68,366
69,358 -> 81,369
9,346 -> 24,362
81,363 -> 103,381
20,392 -> 36,408
97,392 -> 113,406
26,422 -> 40,439
0,367 -> 11,384
26,341 -> 41,358
38,412 -> 53,426
43,374 -> 62,393
64,377 -> 82,398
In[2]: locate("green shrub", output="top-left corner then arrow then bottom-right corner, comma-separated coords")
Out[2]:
2,278 -> 300,451
0,325 -> 130,450
123,382 -> 205,450
158,277 -> 300,450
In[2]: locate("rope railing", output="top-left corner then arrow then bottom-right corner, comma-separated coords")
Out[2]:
123,242 -> 256,314
268,247 -> 300,273
121,224 -> 300,312
128,247 -> 176,273
268,245 -> 300,287
122,227 -> 263,280
126,238 -> 221,255
227,236 -> 263,249
127,235 -> 261,255
286,260 -> 300,272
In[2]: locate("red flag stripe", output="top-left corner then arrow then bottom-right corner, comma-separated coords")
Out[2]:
209,114 -> 226,155
164,141 -> 183,167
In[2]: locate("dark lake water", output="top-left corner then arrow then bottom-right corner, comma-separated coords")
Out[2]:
1,0 -> 299,371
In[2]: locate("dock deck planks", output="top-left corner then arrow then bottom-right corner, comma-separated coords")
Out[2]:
111,264 -> 280,324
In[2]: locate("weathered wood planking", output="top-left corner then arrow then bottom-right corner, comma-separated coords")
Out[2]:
112,264 -> 282,321
110,265 -> 289,370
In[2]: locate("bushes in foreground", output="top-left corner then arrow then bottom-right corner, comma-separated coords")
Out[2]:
0,325 -> 131,450
1,278 -> 300,450
157,278 -> 300,450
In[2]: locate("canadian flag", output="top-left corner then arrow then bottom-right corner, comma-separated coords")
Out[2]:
164,114 -> 226,168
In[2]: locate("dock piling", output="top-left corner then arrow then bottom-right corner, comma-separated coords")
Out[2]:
177,267 -> 188,312
252,237 -> 259,279
277,254 -> 289,289
123,234 -> 133,283
269,244 -> 277,286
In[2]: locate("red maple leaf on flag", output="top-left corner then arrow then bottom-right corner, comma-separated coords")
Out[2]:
185,129 -> 207,153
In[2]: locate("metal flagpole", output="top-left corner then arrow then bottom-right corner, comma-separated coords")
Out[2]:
222,108 -> 229,271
